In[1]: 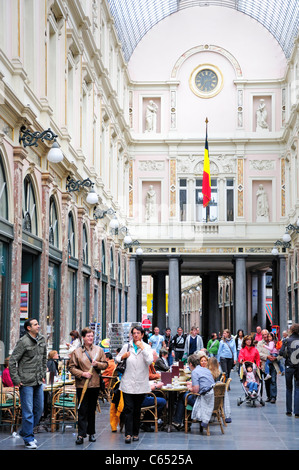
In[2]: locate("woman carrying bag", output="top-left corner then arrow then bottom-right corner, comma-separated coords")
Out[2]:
217,329 -> 237,380
115,325 -> 153,444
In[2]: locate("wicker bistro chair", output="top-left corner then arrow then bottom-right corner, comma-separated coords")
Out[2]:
184,383 -> 226,436
51,386 -> 77,432
140,391 -> 166,433
0,388 -> 21,432
99,369 -> 119,404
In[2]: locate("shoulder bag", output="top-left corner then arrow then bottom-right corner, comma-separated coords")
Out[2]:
115,343 -> 130,374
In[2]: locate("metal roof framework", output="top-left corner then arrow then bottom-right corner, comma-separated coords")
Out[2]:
107,0 -> 299,62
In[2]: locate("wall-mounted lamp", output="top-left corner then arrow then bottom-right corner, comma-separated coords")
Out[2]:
66,176 -> 98,204
271,239 -> 291,256
93,207 -> 116,220
271,220 -> 299,255
19,125 -> 63,163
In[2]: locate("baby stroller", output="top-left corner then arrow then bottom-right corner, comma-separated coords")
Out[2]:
237,361 -> 265,407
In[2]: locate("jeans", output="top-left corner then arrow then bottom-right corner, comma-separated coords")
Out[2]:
19,384 -> 44,444
173,392 -> 196,424
264,362 -> 277,399
285,366 -> 299,415
247,382 -> 258,393
141,395 -> 167,417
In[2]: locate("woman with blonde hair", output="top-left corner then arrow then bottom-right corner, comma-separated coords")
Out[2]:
208,356 -> 222,382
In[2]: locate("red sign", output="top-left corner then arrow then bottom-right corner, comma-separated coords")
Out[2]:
142,319 -> 152,328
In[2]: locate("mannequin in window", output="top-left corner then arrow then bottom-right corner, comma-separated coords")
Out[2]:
256,184 -> 269,222
145,100 -> 158,132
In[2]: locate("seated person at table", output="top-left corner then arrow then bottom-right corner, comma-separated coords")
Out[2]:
103,352 -> 116,387
140,381 -> 166,432
172,353 -> 215,430
155,348 -> 170,372
2,357 -> 14,387
149,350 -> 161,380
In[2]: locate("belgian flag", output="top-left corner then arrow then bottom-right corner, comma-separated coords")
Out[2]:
202,118 -> 211,208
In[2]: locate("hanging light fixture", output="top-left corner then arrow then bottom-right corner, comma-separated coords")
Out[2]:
66,176 -> 98,204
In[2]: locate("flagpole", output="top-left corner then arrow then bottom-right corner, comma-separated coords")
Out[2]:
205,117 -> 210,222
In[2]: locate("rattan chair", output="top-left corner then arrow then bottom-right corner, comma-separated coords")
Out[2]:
99,369 -> 118,403
0,387 -> 20,432
51,386 -> 77,432
205,382 -> 226,436
140,391 -> 165,432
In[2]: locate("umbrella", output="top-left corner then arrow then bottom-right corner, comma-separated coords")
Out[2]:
77,349 -> 99,410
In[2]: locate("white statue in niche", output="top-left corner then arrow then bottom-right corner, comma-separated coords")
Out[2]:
256,99 -> 269,131
145,100 -> 158,132
256,184 -> 270,222
145,185 -> 157,221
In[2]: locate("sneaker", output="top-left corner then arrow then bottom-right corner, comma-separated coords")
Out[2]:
24,441 -> 37,449
172,421 -> 182,431
264,374 -> 271,380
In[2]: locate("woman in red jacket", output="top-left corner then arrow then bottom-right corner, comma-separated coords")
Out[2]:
238,335 -> 260,368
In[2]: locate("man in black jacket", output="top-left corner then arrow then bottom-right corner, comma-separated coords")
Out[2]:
9,318 -> 47,449
279,323 -> 299,417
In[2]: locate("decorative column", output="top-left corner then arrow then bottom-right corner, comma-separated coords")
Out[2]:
128,255 -> 138,322
76,207 -> 85,330
257,271 -> 267,329
10,146 -> 27,348
60,192 -> 72,345
233,255 -> 247,333
168,255 -> 181,333
278,255 -> 287,329
39,172 -> 53,332
152,272 -> 166,332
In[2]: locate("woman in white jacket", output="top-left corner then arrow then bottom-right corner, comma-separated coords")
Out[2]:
116,326 -> 153,443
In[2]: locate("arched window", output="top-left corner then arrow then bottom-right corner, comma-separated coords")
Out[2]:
49,196 -> 59,247
83,224 -> 88,265
101,240 -> 106,274
0,154 -> 8,219
110,247 -> 114,278
67,212 -> 75,258
22,175 -> 37,235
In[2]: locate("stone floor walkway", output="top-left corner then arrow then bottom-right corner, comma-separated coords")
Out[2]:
0,370 -> 298,453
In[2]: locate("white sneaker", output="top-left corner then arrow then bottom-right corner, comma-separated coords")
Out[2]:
25,441 -> 37,449
265,374 -> 271,380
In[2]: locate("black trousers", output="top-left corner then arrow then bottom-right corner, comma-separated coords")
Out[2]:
122,392 -> 145,437
220,357 -> 234,378
76,387 -> 99,437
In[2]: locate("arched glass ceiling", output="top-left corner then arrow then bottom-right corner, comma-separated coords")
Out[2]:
107,0 -> 299,62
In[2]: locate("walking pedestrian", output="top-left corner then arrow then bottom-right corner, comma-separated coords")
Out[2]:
217,329 -> 237,379
116,326 -> 153,443
257,329 -> 278,403
68,327 -> 108,445
9,318 -> 47,449
279,323 -> 299,417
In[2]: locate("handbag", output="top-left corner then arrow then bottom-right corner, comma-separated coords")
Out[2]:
115,344 -> 130,374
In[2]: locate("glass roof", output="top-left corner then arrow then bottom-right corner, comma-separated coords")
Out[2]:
107,0 -> 299,62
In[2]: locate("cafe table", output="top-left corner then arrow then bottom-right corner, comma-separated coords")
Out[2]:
161,384 -> 188,432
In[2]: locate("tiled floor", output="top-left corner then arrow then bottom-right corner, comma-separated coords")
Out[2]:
1,371 -> 298,451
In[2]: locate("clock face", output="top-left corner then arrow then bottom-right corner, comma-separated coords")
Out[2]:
195,69 -> 218,93
189,64 -> 223,98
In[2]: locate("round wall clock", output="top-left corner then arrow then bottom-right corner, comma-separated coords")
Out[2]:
189,64 -> 223,98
